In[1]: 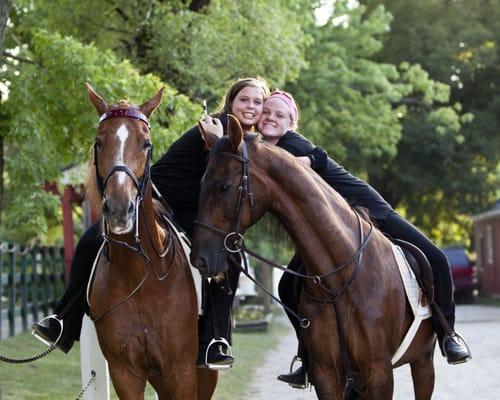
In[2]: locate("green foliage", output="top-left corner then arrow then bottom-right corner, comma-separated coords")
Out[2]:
2,30 -> 199,240
363,0 -> 500,242
289,2 -> 464,181
18,0 -> 311,106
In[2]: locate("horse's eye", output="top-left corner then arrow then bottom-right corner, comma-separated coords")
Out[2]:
143,140 -> 152,150
217,183 -> 231,193
95,138 -> 102,148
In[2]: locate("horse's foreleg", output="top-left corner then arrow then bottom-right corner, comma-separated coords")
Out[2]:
410,349 -> 435,400
108,362 -> 147,400
163,365 -> 198,400
363,362 -> 394,400
196,369 -> 218,400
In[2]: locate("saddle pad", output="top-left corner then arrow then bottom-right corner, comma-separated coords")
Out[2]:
391,243 -> 432,365
164,218 -> 203,316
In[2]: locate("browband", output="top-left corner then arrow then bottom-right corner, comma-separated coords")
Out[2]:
99,108 -> 150,127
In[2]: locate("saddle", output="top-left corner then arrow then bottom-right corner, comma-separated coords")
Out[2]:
392,238 -> 434,305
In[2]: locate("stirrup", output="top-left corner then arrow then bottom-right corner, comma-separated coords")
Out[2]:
289,355 -> 310,389
31,314 -> 63,347
204,337 -> 233,370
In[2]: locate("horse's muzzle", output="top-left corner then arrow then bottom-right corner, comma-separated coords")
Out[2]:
191,248 -> 229,278
103,199 -> 135,234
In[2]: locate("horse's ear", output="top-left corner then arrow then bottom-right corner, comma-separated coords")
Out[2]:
140,87 -> 164,117
227,114 -> 243,152
85,82 -> 108,116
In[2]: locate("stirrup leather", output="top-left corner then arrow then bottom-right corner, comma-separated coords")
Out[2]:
289,355 -> 310,389
31,314 -> 64,347
204,337 -> 233,370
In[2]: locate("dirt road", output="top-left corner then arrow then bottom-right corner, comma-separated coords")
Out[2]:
248,305 -> 500,399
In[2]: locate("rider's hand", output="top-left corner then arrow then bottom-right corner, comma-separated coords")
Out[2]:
198,116 -> 223,139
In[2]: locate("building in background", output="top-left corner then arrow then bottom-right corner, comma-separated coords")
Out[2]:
473,201 -> 500,297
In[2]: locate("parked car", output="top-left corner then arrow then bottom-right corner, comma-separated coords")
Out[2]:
443,246 -> 477,304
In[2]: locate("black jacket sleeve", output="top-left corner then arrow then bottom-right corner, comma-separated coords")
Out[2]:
276,131 -> 328,172
276,130 -> 393,220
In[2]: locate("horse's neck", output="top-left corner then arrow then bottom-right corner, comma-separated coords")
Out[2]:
263,149 -> 360,273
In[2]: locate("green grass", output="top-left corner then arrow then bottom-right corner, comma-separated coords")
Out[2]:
0,317 -> 287,399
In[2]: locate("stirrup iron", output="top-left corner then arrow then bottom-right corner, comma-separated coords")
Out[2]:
289,355 -> 310,389
204,337 -> 233,370
31,314 -> 63,347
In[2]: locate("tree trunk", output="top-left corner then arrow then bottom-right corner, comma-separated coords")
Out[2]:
0,0 -> 11,62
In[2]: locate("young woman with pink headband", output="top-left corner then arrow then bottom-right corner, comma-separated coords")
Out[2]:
256,90 -> 471,389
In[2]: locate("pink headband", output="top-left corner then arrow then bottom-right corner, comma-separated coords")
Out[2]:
268,91 -> 298,123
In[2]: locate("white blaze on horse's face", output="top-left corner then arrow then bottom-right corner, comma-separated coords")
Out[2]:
102,121 -> 140,235
115,124 -> 129,187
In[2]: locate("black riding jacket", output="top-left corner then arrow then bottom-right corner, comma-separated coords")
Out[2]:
277,130 -> 393,220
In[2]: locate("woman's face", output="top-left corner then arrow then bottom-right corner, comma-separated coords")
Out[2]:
257,97 -> 294,144
230,86 -> 264,129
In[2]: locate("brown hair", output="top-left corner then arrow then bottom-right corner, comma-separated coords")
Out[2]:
217,77 -> 270,115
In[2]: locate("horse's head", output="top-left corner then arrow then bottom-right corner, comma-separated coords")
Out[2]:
86,83 -> 163,235
191,116 -> 269,277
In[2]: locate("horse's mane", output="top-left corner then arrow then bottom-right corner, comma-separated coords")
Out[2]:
251,135 -> 377,226
85,145 -> 102,217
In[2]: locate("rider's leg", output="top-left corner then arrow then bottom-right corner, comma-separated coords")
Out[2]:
32,222 -> 103,352
277,254 -> 310,387
197,257 -> 240,368
377,211 -> 471,364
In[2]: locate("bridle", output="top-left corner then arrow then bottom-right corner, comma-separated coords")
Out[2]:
195,139 -> 375,321
94,108 -> 153,246
88,107 -> 176,322
195,140 -> 255,254
194,137 -> 374,395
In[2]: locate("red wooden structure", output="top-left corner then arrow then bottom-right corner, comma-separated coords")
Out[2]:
45,182 -> 85,280
473,201 -> 500,297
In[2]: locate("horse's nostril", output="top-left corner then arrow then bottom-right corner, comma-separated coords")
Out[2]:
127,201 -> 135,216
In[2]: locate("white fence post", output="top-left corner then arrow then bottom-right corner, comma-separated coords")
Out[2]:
80,315 -> 110,400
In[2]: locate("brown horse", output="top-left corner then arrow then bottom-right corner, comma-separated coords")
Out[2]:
85,84 -> 217,400
191,117 -> 436,400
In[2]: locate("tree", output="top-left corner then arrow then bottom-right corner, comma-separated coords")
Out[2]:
19,0 -> 311,105
1,30 -> 199,240
363,0 -> 500,244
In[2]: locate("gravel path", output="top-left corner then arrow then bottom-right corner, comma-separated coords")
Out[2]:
248,305 -> 500,399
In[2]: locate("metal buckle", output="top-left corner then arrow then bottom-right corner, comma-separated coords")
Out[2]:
203,337 -> 233,370
31,314 -> 63,347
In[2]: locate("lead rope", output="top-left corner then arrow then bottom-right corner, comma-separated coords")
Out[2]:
75,370 -> 96,400
0,345 -> 56,364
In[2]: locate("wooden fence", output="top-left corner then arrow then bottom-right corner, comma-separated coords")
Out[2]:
0,243 -> 66,339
